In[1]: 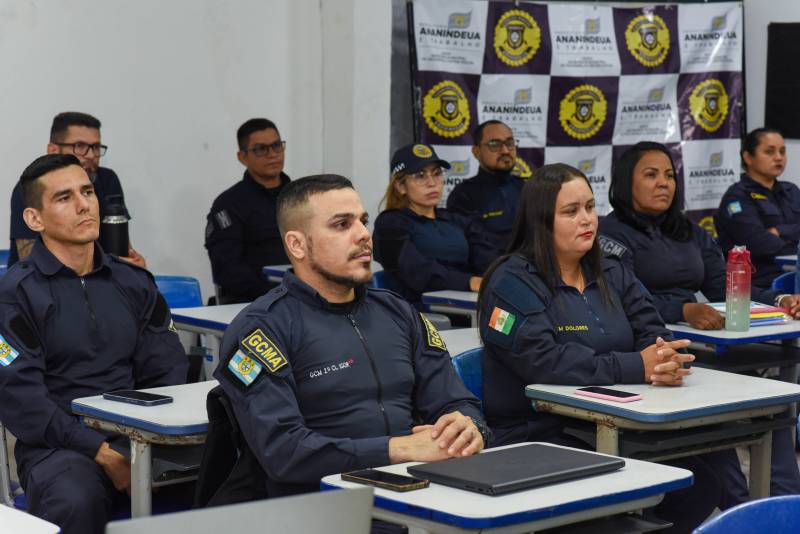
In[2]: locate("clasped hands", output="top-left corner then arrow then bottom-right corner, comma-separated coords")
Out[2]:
389,411 -> 484,464
641,336 -> 694,387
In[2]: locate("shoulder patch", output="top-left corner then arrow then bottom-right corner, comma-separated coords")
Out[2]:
488,307 -> 515,335
227,350 -> 264,386
419,313 -> 447,353
241,328 -> 288,373
214,210 -> 232,230
727,201 -> 743,216
494,273 -> 545,315
597,235 -> 628,258
0,334 -> 20,366
750,192 -> 768,200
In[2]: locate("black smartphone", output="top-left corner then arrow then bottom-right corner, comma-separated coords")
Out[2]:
341,469 -> 429,492
102,390 -> 174,407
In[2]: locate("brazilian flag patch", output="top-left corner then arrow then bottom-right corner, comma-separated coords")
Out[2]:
227,350 -> 263,386
420,313 -> 447,352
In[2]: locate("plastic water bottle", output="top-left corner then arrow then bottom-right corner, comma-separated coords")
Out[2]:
725,246 -> 751,332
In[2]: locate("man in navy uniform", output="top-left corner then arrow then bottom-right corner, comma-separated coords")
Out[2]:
446,120 -> 524,252
205,118 -> 291,304
7,111 -> 145,267
214,174 -> 489,498
0,154 -> 187,534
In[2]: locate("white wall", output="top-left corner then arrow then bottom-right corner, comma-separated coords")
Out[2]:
743,0 -> 800,186
0,0 -> 391,298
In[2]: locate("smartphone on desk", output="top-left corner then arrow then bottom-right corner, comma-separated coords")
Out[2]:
341,469 -> 429,492
102,390 -> 174,407
574,386 -> 642,403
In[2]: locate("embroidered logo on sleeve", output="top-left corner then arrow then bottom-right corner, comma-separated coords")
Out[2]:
489,307 -> 516,335
0,335 -> 20,367
750,192 -> 768,200
214,210 -> 232,230
227,350 -> 264,386
727,201 -> 742,216
420,313 -> 447,352
597,236 -> 628,258
241,328 -> 288,373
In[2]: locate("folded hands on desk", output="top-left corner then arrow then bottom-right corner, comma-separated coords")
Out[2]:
642,337 -> 694,387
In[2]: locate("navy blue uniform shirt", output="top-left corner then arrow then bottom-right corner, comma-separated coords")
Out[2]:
599,211 -> 779,323
0,240 -> 187,477
480,254 -> 670,445
373,207 -> 497,306
716,174 -> 800,288
205,171 -> 290,303
214,270 -> 483,496
8,167 -> 128,266
445,167 -> 524,252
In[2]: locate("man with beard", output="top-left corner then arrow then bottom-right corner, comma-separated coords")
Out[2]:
213,174 -> 489,498
7,112 -> 145,267
446,120 -> 524,253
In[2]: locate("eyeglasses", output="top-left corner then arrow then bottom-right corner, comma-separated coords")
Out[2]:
246,141 -> 286,156
56,142 -> 108,157
482,138 -> 518,152
406,167 -> 445,184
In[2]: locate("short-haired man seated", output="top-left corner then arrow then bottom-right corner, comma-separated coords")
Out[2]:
0,154 -> 187,534
213,174 -> 489,499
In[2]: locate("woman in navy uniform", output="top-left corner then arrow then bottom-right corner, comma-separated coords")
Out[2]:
373,144 -> 497,308
479,163 -> 746,533
600,141 -> 800,497
716,128 -> 800,289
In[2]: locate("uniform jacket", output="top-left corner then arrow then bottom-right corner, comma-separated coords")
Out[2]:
213,270 -> 483,496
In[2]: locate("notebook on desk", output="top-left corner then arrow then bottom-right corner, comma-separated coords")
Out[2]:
406,443 -> 625,496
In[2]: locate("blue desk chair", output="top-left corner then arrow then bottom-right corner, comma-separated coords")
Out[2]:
0,249 -> 8,266
693,495 -> 800,533
771,271 -> 797,293
154,275 -> 203,309
371,270 -> 388,289
451,347 -> 483,402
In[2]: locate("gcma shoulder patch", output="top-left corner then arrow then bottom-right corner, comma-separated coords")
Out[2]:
228,350 -> 263,386
419,313 -> 447,352
241,328 -> 288,373
0,334 -> 20,367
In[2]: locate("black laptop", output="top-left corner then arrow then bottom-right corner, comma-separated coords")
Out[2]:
406,443 -> 625,496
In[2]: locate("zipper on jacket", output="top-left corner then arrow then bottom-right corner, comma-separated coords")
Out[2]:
347,313 -> 391,435
79,277 -> 97,324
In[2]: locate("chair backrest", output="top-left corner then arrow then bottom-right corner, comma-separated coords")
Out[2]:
370,270 -> 388,289
452,347 -> 483,401
693,495 -> 800,533
155,275 -> 203,309
771,271 -> 796,293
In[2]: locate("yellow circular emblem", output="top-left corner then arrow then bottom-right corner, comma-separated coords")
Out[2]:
558,84 -> 608,140
513,157 -> 533,179
412,144 -> 433,158
238,357 -> 253,374
493,10 -> 541,67
624,14 -> 670,67
689,79 -> 728,133
422,80 -> 470,138
698,215 -> 718,240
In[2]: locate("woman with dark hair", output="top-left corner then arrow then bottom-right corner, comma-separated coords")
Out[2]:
373,143 -> 497,308
716,128 -> 800,289
479,163 -> 746,533
599,141 -> 800,497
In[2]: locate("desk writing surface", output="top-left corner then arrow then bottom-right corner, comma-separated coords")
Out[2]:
0,504 -> 60,534
321,442 -> 691,529
776,255 -> 796,267
526,367 -> 800,423
422,290 -> 478,307
171,303 -> 247,331
440,328 -> 481,357
71,380 -> 217,435
667,321 -> 800,344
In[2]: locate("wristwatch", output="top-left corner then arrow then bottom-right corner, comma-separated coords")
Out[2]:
775,294 -> 791,307
469,416 -> 493,446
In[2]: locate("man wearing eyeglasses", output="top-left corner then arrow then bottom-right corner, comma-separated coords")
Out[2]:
7,111 -> 145,268
205,118 -> 291,304
446,120 -> 523,253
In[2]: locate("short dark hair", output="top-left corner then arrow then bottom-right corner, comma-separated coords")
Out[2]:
237,118 -> 279,151
276,174 -> 354,234
50,112 -> 102,143
19,154 -> 82,209
741,127 -> 783,168
472,120 -> 507,146
609,142 -> 692,241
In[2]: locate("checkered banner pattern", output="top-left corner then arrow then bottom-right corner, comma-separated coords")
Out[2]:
411,0 -> 743,224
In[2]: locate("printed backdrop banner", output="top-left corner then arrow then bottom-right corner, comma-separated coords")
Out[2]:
411,0 -> 743,218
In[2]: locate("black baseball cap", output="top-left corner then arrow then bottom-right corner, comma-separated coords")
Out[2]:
390,143 -> 451,178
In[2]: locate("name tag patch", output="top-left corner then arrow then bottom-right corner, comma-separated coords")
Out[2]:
228,350 -> 263,386
0,335 -> 19,367
489,307 -> 515,335
420,314 -> 447,352
727,201 -> 742,216
241,328 -> 288,373
750,192 -> 768,200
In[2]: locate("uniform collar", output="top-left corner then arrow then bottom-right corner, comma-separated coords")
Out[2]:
243,171 -> 290,195
476,166 -> 516,182
632,211 -> 666,238
401,207 -> 450,222
283,269 -> 367,313
741,173 -> 788,194
29,238 -> 111,277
